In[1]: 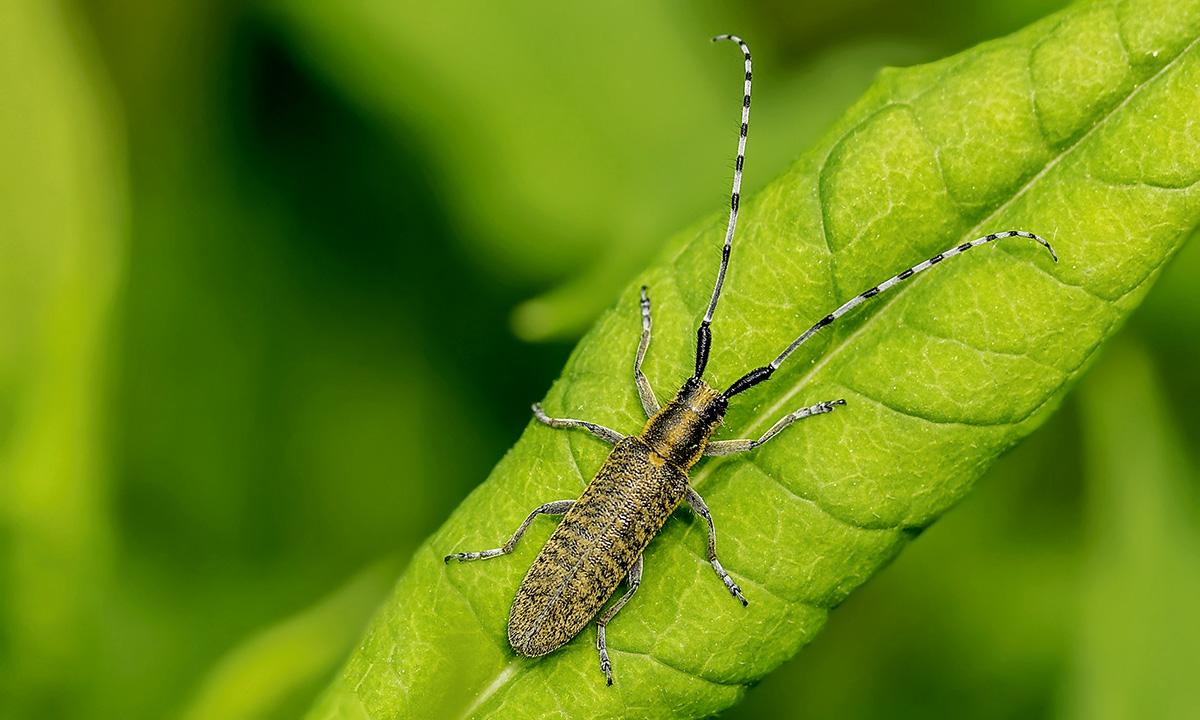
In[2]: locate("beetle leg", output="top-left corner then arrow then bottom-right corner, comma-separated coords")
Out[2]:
684,486 -> 747,606
596,554 -> 643,686
443,500 -> 575,563
634,286 -> 660,417
704,399 -> 845,456
532,404 -> 624,444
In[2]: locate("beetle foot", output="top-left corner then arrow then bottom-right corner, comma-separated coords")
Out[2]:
597,626 -> 614,686
712,558 -> 748,606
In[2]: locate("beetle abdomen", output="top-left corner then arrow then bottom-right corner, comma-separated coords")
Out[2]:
508,437 -> 688,656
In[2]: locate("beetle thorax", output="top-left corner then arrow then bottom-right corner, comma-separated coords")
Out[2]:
639,378 -> 728,470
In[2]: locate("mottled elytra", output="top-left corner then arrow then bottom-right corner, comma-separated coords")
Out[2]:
444,35 -> 1058,686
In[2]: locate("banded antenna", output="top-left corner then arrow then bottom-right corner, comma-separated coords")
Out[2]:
723,231 -> 1059,398
694,34 -> 752,380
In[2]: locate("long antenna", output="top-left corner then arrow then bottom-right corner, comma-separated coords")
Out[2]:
724,231 -> 1058,397
694,34 -> 752,380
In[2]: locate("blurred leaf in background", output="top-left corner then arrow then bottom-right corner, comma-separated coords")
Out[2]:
1072,339 -> 1200,719
6,0 -> 1200,719
0,2 -> 124,718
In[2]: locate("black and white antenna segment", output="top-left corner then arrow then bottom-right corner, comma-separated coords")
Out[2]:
695,34 -> 752,380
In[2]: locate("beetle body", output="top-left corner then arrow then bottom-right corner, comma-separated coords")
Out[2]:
509,379 -> 725,656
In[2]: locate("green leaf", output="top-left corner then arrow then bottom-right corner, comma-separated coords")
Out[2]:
1071,340 -> 1200,718
309,1 -> 1200,717
270,0 -> 739,283
177,560 -> 400,720
270,1 -> 935,342
0,1 -> 124,715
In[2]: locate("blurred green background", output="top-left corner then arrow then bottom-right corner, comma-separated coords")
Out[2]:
3,1 -> 1199,719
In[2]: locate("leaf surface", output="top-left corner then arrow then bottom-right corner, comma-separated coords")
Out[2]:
308,1 -> 1200,717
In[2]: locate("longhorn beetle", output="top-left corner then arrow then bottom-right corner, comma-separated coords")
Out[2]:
445,34 -> 1058,686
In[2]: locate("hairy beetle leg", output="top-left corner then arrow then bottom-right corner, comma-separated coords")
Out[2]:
705,399 -> 846,456
596,554 -> 643,686
634,286 -> 661,418
532,404 -> 624,445
684,486 -> 749,606
443,500 -> 575,563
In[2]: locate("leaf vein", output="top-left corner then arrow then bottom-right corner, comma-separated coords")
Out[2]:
610,648 -> 750,689
903,318 -> 1068,373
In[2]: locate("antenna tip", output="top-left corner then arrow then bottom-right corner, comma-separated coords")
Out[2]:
1035,234 -> 1059,263
1016,230 -> 1058,263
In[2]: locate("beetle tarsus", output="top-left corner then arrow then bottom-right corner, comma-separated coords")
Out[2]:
710,557 -> 748,606
727,577 -> 748,606
598,626 -> 613,685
